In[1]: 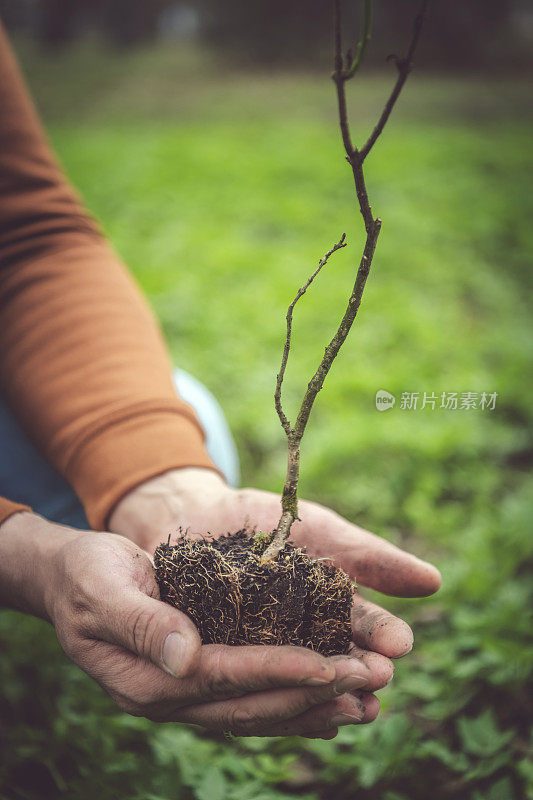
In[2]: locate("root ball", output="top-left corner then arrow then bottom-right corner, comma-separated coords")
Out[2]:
154,530 -> 353,656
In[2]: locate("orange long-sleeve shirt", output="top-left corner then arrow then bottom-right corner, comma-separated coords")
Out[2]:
0,22 -> 217,529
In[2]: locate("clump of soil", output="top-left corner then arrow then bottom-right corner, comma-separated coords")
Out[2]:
154,530 -> 353,656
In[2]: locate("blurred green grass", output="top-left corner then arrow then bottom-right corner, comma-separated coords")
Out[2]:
1,40 -> 532,800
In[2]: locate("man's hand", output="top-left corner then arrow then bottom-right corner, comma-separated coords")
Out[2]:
110,468 -> 441,666
0,512 -> 389,738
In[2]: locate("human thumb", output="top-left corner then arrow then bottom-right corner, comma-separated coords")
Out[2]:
108,588 -> 202,678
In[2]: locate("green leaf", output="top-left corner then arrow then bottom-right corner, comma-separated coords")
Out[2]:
517,755 -> 533,800
195,765 -> 227,800
457,709 -> 514,757
472,776 -> 516,800
420,740 -> 470,773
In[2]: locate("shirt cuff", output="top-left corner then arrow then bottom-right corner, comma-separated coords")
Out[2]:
63,407 -> 220,531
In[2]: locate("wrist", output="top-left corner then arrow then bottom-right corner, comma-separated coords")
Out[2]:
0,511 -> 77,621
108,467 -> 227,548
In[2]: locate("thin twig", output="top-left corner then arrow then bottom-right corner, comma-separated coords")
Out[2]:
261,0 -> 428,563
293,224 -> 380,442
275,233 -> 347,436
360,0 -> 429,161
333,0 -> 355,158
334,0 -> 343,73
346,0 -> 373,78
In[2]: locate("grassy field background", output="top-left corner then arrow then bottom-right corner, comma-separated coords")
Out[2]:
1,40 -> 532,799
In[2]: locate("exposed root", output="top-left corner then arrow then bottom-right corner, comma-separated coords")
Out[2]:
154,530 -> 353,656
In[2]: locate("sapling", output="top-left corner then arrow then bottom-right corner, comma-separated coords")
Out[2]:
154,0 -> 428,655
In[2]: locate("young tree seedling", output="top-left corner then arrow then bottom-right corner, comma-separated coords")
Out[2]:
261,0 -> 429,563
154,0 -> 429,656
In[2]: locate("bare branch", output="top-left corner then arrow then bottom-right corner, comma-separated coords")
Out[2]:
350,153 -> 374,233
333,2 -> 355,158
261,1 -> 428,562
334,0 -> 343,73
360,0 -> 429,161
275,234 -> 347,436
346,0 -> 373,78
332,2 -> 373,233
294,221 -> 380,441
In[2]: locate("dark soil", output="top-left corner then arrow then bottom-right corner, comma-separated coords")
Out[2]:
154,530 -> 353,656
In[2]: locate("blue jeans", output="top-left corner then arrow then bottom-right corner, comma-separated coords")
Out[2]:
0,370 -> 240,529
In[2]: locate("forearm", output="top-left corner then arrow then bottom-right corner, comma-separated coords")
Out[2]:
0,22 -> 217,531
0,511 -> 74,621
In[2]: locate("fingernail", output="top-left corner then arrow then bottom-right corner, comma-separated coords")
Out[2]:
303,676 -> 333,686
300,662 -> 336,686
333,673 -> 369,694
162,632 -> 188,677
329,712 -> 364,727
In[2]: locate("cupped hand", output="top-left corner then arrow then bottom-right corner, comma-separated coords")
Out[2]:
110,468 -> 441,674
40,525 -> 388,738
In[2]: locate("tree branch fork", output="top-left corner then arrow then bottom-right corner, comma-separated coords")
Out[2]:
259,0 -> 428,564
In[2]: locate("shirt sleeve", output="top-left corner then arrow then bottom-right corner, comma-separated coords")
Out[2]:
0,21 -> 219,530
